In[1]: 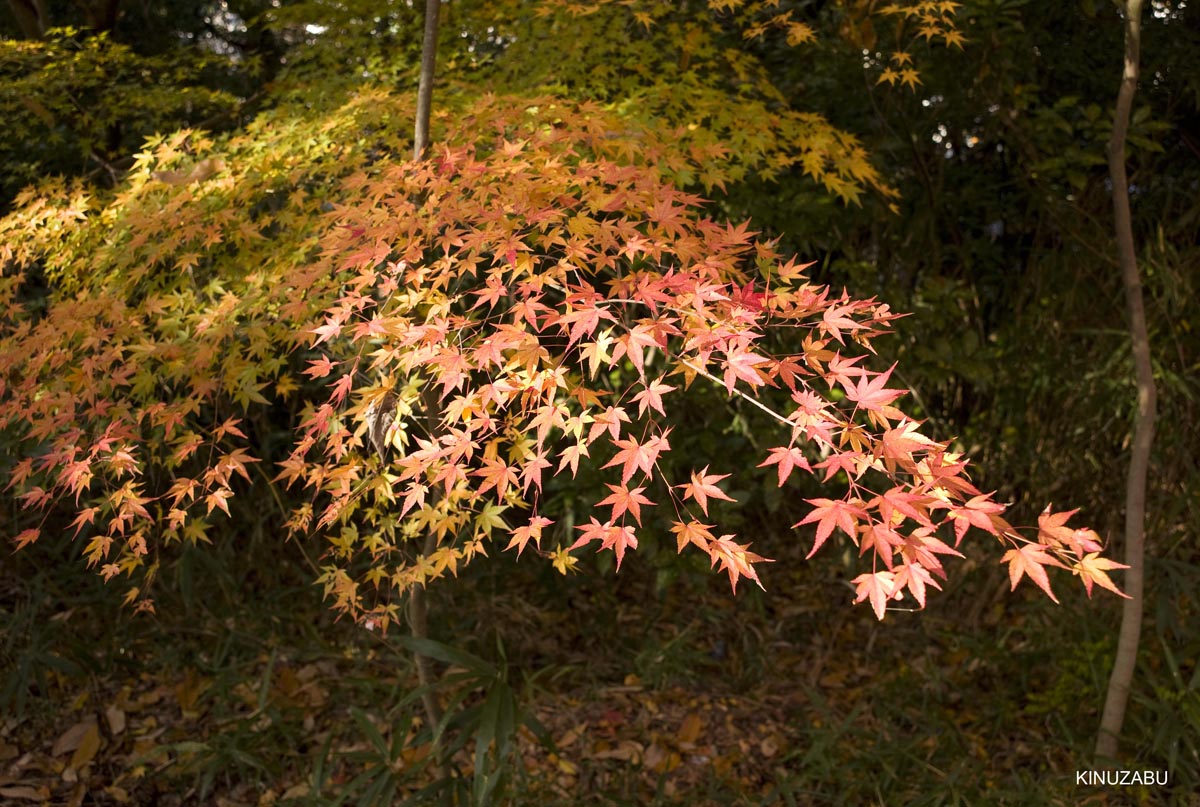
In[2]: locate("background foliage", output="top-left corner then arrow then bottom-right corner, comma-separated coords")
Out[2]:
1,0 -> 1197,804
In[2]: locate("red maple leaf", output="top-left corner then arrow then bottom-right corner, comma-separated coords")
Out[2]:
632,378 -> 675,417
304,355 -> 338,379
474,459 -> 518,501
842,364 -> 905,415
1034,507 -> 1104,559
612,323 -> 663,377
722,349 -> 770,393
603,433 -> 669,483
557,440 -> 590,477
13,528 -> 40,550
400,483 -> 428,517
597,483 -> 655,525
947,493 -> 1006,544
471,275 -> 508,310
309,317 -> 343,347
588,406 -> 630,443
329,374 -> 354,406
520,450 -> 553,494
572,518 -> 639,570
795,498 -> 865,558
814,450 -> 863,483
758,445 -> 811,486
892,562 -> 941,608
707,535 -> 771,593
820,303 -> 867,344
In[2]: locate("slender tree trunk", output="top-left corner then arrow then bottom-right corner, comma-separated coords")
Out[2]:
405,0 -> 446,755
413,0 -> 441,160
1096,0 -> 1156,762
72,0 -> 121,32
408,528 -> 443,734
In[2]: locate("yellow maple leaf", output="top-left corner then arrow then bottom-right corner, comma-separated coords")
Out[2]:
551,546 -> 579,575
877,67 -> 900,86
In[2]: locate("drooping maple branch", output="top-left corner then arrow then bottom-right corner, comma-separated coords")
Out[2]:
1096,0 -> 1155,763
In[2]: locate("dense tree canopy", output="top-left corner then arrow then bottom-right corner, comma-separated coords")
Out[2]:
1,0 -> 1136,621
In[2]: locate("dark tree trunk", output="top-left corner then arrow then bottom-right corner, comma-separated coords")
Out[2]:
7,0 -> 48,38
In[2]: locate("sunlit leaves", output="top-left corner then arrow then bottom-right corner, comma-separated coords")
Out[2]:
671,520 -> 715,554
842,364 -> 905,419
852,571 -> 898,620
507,516 -> 554,557
464,0 -> 896,203
722,349 -> 770,393
632,378 -> 676,417
597,483 -> 655,526
676,467 -> 735,516
603,435 -> 670,485
0,80 -> 1125,623
12,528 -> 40,550
1073,553 -> 1131,599
796,498 -> 865,559
758,446 -> 811,487
708,535 -> 771,593
1001,543 -> 1063,604
572,518 -> 639,570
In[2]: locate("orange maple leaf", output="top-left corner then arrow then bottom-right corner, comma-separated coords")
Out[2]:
676,466 -> 734,516
1001,542 -> 1064,603
506,516 -> 553,558
852,571 -> 898,620
708,535 -> 771,593
671,520 -> 715,553
1073,553 -> 1131,599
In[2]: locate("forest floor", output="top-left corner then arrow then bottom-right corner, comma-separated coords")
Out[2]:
0,536 -> 1186,806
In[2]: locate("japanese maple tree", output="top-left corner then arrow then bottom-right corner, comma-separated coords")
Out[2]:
0,1 -> 1127,628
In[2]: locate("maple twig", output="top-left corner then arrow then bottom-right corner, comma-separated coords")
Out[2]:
88,149 -> 120,182
678,358 -> 796,430
887,365 -> 932,422
253,459 -> 323,578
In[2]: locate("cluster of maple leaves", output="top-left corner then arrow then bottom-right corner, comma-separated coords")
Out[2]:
0,92 -> 1125,623
276,98 -> 1126,625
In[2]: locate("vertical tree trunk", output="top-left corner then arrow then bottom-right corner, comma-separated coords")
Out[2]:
406,0 -> 446,749
413,0 -> 441,160
73,0 -> 121,32
6,0 -> 49,38
1096,0 -> 1156,762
